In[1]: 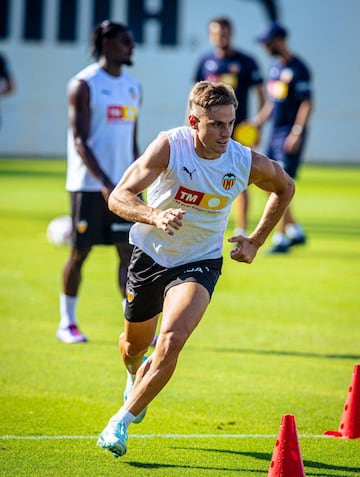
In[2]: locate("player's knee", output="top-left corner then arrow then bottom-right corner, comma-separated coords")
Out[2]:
160,330 -> 187,357
71,246 -> 91,264
122,337 -> 148,359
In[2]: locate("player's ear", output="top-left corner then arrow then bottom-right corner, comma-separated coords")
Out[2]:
189,115 -> 198,129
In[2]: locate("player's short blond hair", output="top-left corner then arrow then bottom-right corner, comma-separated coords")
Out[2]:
188,81 -> 238,117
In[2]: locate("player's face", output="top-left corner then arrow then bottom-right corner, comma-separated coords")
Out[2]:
191,104 -> 235,159
264,38 -> 281,56
208,23 -> 232,50
105,31 -> 135,66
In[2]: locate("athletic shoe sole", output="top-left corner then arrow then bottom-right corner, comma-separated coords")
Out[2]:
97,433 -> 127,458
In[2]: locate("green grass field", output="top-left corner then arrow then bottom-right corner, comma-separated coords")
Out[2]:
0,158 -> 359,476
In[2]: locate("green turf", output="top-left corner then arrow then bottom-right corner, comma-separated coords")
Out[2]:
0,158 -> 359,476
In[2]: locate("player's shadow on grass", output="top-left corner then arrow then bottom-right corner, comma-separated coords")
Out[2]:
172,448 -> 360,476
126,460 -> 266,474
206,346 -> 360,361
236,450 -> 360,476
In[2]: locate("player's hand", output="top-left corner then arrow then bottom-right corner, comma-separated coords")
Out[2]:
155,208 -> 186,235
228,235 -> 259,263
284,132 -> 301,154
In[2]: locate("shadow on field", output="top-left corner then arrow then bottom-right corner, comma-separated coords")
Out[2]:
236,451 -> 360,476
126,447 -> 360,475
303,460 -> 360,476
206,347 -> 360,361
126,459 -> 266,474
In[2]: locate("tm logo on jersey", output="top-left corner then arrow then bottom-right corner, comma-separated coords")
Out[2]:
107,105 -> 137,121
174,186 -> 228,210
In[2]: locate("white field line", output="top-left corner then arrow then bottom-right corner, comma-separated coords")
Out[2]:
0,433 -> 328,440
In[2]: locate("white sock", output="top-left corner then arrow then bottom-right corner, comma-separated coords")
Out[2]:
112,407 -> 136,430
128,372 -> 136,384
59,293 -> 78,329
272,232 -> 290,246
286,223 -> 304,239
233,227 -> 246,237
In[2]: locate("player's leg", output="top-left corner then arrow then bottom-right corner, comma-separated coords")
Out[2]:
120,316 -> 158,374
57,245 -> 91,343
117,242 -> 132,297
97,281 -> 210,457
57,192 -> 100,342
268,130 -> 293,253
123,281 -> 210,418
63,245 -> 92,296
120,315 -> 159,423
115,240 -> 159,345
114,240 -> 133,299
283,147 -> 306,246
282,153 -> 307,246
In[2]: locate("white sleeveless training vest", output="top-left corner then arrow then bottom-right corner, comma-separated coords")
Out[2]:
130,126 -> 252,268
66,63 -> 141,191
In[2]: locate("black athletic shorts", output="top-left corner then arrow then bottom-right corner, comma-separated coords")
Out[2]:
70,191 -> 133,246
125,246 -> 223,322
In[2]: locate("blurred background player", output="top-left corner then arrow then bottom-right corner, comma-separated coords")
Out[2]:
193,17 -> 265,238
56,21 -> 141,343
0,51 -> 15,130
253,23 -> 313,253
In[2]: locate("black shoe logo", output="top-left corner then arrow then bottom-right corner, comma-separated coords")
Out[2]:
182,166 -> 196,180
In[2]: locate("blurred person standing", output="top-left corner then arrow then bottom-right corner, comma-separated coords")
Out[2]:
193,17 -> 265,239
56,21 -> 142,343
253,23 -> 313,253
0,52 -> 15,129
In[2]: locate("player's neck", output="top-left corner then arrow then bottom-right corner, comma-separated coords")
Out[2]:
99,59 -> 122,77
279,47 -> 293,64
215,45 -> 233,59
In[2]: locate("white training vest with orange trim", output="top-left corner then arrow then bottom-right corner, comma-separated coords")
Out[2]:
130,126 -> 252,268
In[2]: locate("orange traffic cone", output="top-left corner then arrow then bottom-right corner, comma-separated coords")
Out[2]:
268,414 -> 305,477
324,363 -> 360,439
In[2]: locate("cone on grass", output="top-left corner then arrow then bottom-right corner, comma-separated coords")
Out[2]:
268,414 -> 305,477
324,363 -> 360,439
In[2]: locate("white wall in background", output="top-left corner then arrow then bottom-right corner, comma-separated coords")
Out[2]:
0,0 -> 359,163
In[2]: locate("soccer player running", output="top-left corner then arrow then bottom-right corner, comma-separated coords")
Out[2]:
56,21 -> 141,343
193,16 -> 265,239
97,80 -> 295,457
252,23 -> 313,253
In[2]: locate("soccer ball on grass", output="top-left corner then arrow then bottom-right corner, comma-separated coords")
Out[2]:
46,216 -> 72,246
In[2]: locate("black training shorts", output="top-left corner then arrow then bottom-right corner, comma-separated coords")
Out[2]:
70,191 -> 133,246
125,246 -> 223,322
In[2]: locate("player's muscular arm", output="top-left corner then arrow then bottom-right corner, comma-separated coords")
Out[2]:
248,151 -> 295,247
69,79 -> 114,189
108,133 -> 186,235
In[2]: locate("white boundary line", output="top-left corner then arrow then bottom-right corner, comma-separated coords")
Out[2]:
0,433 -> 328,440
